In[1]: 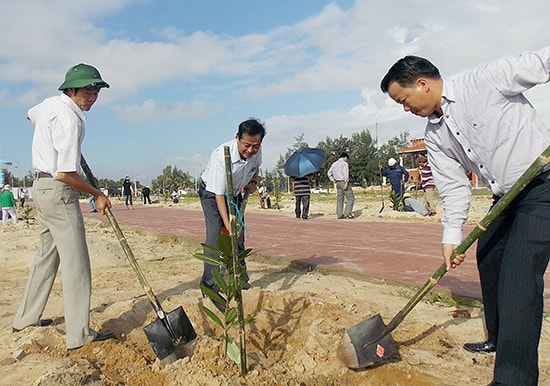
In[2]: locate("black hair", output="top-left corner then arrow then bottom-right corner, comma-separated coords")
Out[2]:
380,55 -> 441,93
237,118 -> 267,139
340,152 -> 349,159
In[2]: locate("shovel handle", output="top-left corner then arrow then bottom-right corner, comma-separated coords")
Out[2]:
387,144 -> 550,332
80,155 -> 167,319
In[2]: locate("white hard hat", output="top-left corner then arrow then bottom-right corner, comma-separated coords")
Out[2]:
388,158 -> 397,166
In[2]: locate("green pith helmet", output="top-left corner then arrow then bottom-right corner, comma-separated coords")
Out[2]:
58,63 -> 110,90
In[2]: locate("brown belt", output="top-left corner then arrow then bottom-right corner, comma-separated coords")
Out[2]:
35,171 -> 53,179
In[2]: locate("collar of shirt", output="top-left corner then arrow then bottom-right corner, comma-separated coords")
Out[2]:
201,139 -> 262,196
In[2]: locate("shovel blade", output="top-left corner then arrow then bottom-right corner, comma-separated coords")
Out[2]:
143,306 -> 196,360
337,314 -> 396,369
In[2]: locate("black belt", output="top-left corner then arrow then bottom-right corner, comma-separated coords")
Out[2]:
35,172 -> 53,179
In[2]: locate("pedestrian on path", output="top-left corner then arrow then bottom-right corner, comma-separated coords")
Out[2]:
198,118 -> 266,309
122,176 -> 133,209
416,155 -> 437,215
1,184 -> 18,225
381,46 -> 550,386
14,63 -> 115,349
18,188 -> 27,208
327,152 -> 354,219
142,185 -> 151,204
88,195 -> 99,213
292,174 -> 312,219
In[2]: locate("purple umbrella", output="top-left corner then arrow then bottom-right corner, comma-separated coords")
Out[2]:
284,148 -> 326,177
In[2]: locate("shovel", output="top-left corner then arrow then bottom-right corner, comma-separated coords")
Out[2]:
337,144 -> 550,369
80,155 -> 196,361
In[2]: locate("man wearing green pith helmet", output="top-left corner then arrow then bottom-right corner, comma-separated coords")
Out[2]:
13,64 -> 116,349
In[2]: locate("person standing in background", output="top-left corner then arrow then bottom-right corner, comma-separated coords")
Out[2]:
381,157 -> 409,198
18,188 -> 27,208
416,155 -> 437,216
1,184 -> 18,225
327,152 -> 355,219
292,174 -> 313,219
142,185 -> 151,204
122,176 -> 133,209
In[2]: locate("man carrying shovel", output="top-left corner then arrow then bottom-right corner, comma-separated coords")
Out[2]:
381,47 -> 550,386
13,64 -> 115,349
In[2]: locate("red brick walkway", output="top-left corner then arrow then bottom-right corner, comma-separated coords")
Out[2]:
82,203 -> 550,310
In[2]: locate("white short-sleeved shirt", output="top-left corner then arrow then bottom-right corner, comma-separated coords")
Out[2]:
201,139 -> 262,196
28,93 -> 86,177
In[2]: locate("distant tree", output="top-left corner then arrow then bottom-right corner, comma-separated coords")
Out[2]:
151,165 -> 192,193
347,129 -> 377,186
378,130 -> 411,168
97,178 -> 121,196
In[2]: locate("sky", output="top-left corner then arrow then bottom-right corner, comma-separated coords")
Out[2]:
1,0 -> 549,185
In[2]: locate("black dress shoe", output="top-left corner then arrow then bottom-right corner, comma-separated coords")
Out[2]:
12,319 -> 53,332
463,341 -> 496,353
93,331 -> 115,342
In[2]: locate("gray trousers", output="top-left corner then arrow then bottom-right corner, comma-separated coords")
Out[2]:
335,181 -> 354,218
199,182 -> 247,287
13,178 -> 96,349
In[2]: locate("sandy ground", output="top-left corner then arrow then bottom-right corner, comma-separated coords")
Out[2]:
1,192 -> 550,386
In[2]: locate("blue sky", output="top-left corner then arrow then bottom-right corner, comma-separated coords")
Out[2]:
1,0 -> 548,184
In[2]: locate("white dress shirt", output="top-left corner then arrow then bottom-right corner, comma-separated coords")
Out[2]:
28,94 -> 86,177
327,158 -> 349,182
425,46 -> 550,245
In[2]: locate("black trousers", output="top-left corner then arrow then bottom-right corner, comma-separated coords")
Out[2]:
476,171 -> 550,386
294,195 -> 310,218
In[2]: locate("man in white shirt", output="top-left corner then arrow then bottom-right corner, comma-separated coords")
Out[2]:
380,47 -> 550,386
327,152 -> 355,219
198,119 -> 266,311
13,63 -> 114,349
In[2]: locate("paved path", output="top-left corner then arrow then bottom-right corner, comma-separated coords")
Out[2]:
82,204 -> 550,310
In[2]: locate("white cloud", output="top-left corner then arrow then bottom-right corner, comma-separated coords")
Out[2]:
113,99 -> 222,123
1,0 -> 549,181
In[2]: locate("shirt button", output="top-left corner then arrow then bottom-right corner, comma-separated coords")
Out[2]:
480,165 -> 484,168
467,149 -> 471,152
456,132 -> 460,135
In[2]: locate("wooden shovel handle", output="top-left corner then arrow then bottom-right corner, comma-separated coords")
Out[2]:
80,155 -> 167,319
388,144 -> 550,331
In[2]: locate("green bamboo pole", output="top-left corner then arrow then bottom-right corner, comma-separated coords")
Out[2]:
80,155 -> 178,339
384,144 -> 550,333
223,146 -> 247,375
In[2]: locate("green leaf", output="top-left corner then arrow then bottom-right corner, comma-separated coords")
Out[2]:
199,283 -> 226,305
193,252 -> 223,267
202,306 -> 223,327
226,339 -> 241,365
217,234 -> 233,256
225,307 -> 238,325
238,248 -> 253,259
243,316 -> 256,324
200,243 -> 226,258
213,271 -> 229,295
